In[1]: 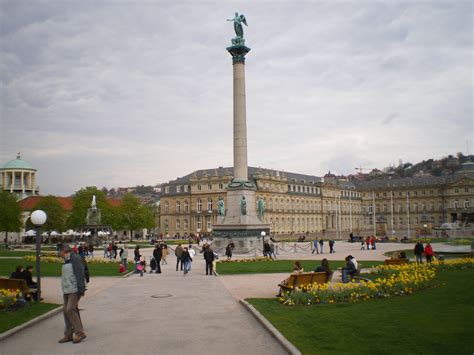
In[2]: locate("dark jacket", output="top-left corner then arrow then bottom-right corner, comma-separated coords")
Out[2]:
22,270 -> 37,287
414,243 -> 424,255
203,249 -> 215,263
10,271 -> 25,280
181,251 -> 191,262
153,247 -> 162,261
70,252 -> 86,294
175,245 -> 183,258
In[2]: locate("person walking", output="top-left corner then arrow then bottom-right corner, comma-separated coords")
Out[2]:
153,244 -> 162,274
175,244 -> 183,271
329,239 -> 335,254
424,242 -> 434,263
312,238 -> 319,254
181,247 -> 192,275
59,244 -> 87,344
188,245 -> 196,272
414,241 -> 424,263
161,244 -> 168,265
203,245 -> 215,276
120,245 -> 128,270
319,239 -> 324,254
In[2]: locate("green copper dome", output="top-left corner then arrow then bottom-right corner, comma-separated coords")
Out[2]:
1,153 -> 36,170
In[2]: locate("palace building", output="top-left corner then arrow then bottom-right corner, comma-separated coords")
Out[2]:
159,164 -> 474,238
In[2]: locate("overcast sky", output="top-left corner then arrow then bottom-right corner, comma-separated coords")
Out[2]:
1,0 -> 472,196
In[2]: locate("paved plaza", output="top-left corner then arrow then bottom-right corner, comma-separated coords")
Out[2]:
1,241 -> 469,354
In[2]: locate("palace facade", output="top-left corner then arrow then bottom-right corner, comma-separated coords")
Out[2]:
159,164 -> 474,238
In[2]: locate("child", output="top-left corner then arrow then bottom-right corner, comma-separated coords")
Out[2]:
137,262 -> 144,276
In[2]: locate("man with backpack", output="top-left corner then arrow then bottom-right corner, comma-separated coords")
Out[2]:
175,244 -> 183,271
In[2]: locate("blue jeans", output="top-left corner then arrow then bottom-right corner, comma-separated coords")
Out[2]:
183,261 -> 191,274
342,269 -> 354,283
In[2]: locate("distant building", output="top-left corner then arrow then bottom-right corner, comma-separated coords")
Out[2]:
159,165 -> 474,238
0,153 -> 39,199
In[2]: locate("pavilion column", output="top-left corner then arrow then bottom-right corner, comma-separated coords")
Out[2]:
21,171 -> 25,193
10,171 -> 14,192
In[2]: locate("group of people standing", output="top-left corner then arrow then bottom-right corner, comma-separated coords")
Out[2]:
414,241 -> 434,263
312,238 -> 336,254
361,236 -> 377,250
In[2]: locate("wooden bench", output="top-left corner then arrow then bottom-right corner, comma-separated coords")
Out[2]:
278,271 -> 333,295
0,278 -> 35,299
384,259 -> 409,265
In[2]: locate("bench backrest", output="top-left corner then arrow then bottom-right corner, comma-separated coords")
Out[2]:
293,272 -> 332,288
385,259 -> 409,265
0,278 -> 30,294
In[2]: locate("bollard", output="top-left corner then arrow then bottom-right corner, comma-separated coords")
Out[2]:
294,243 -> 297,253
254,247 -> 258,257
276,244 -> 279,255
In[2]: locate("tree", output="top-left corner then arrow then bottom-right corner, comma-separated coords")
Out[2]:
119,193 -> 155,240
67,187 -> 121,229
25,195 -> 67,233
0,191 -> 22,242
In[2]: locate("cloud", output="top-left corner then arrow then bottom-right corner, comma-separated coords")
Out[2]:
0,1 -> 472,195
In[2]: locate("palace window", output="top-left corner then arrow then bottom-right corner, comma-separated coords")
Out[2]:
184,219 -> 188,230
465,187 -> 469,193
184,185 -> 188,192
197,185 -> 201,191
219,183 -> 223,189
453,200 -> 459,209
164,187 -> 169,193
464,200 -> 470,208
206,216 -> 212,230
208,184 -> 212,191
164,202 -> 169,213
207,198 -> 213,211
176,201 -> 180,213
196,216 -> 201,230
176,219 -> 181,230
184,201 -> 189,212
176,185 -> 181,193
454,188 -> 459,193
197,199 -> 202,212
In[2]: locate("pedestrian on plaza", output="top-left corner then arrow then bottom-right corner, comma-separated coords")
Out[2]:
366,236 -> 371,250
312,238 -> 319,254
134,245 -> 141,273
59,244 -> 87,344
153,244 -> 162,274
72,243 -> 78,254
112,243 -> 118,259
103,243 -> 108,258
181,247 -> 192,275
424,242 -> 434,263
329,239 -> 335,254
175,243 -> 184,271
88,243 -> 94,258
107,243 -> 113,260
203,245 -> 215,276
319,239 -> 324,253
414,241 -> 424,263
188,245 -> 196,271
263,241 -> 271,258
225,243 -> 233,260
161,243 -> 168,265
120,245 -> 128,270
269,242 -> 277,259
370,236 -> 376,250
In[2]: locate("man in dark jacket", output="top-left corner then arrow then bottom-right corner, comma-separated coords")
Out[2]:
10,265 -> 25,280
59,244 -> 87,344
153,244 -> 162,274
203,246 -> 215,276
175,244 -> 183,271
414,242 -> 424,263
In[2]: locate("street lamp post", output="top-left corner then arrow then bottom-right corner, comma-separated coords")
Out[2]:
30,210 -> 47,302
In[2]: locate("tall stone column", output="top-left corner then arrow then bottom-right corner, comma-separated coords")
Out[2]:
227,44 -> 251,183
233,60 -> 248,181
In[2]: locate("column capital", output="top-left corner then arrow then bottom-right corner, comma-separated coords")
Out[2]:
226,44 -> 251,64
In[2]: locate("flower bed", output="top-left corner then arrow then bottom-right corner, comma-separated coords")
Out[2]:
280,258 -> 474,306
0,289 -> 21,310
217,256 -> 274,264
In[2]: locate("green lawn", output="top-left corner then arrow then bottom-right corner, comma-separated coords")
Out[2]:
0,302 -> 59,333
216,260 -> 384,275
249,269 -> 474,355
0,258 -> 134,277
